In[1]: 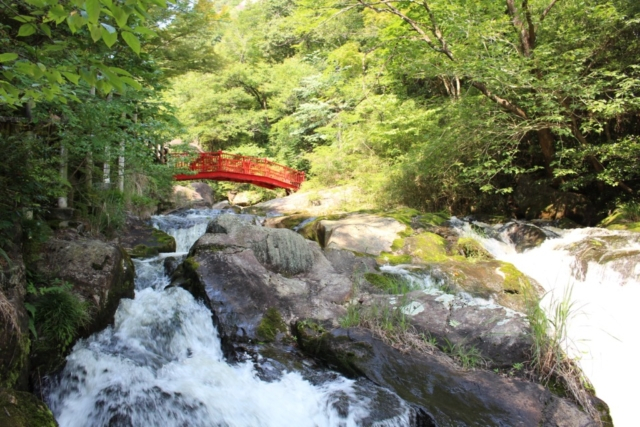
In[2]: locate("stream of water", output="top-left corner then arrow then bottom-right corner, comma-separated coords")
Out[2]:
453,219 -> 639,427
45,209 -> 411,427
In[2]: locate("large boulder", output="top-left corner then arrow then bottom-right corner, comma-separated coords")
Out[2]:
34,238 -> 135,335
117,215 -> 176,258
296,326 -> 603,426
173,214 -> 352,346
298,213 -> 408,256
190,182 -> 214,206
0,252 -> 30,391
319,214 -> 408,256
498,221 -> 552,252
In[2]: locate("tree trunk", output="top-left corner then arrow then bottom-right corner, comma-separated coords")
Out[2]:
58,144 -> 68,208
537,128 -> 555,177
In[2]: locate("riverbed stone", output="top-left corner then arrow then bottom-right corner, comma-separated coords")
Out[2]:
498,221 -> 552,252
117,215 -> 176,258
296,326 -> 598,426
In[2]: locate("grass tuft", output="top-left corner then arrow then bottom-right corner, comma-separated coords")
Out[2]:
526,286 -> 602,425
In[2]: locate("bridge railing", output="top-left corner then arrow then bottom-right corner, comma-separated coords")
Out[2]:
171,151 -> 305,190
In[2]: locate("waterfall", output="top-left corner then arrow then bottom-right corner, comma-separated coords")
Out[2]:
46,209 -> 411,427
455,220 -> 640,426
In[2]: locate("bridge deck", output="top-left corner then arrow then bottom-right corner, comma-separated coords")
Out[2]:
172,151 -> 305,191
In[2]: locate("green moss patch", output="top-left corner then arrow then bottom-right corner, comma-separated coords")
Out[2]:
183,257 -> 200,272
406,232 -> 448,263
376,253 -> 412,265
453,237 -> 493,260
498,262 -> 532,294
0,389 -> 57,427
257,308 -> 288,342
151,228 -> 177,252
413,212 -> 449,227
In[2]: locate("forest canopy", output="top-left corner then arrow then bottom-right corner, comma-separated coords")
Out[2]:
2,0 -> 639,230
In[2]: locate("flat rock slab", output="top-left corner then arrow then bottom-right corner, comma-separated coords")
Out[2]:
297,327 -> 597,427
321,214 -> 407,256
363,289 -> 531,367
252,186 -> 357,215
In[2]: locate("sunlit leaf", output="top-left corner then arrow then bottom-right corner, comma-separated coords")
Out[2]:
0,53 -> 19,63
121,31 -> 140,54
85,0 -> 101,24
18,24 -> 37,37
89,24 -> 102,42
102,27 -> 117,47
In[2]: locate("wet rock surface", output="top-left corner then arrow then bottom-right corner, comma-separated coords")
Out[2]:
168,212 -> 603,426
296,326 -> 598,427
117,215 -> 176,258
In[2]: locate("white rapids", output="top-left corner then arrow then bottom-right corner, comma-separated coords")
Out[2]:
455,220 -> 640,427
46,210 -> 411,427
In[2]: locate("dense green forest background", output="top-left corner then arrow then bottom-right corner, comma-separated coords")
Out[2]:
1,0 -> 640,242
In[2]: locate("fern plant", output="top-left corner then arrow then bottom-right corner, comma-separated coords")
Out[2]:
31,280 -> 91,353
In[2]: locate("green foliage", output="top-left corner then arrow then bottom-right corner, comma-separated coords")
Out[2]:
0,0 -> 170,106
525,287 -> 600,420
364,272 -> 416,295
339,303 -> 361,328
442,339 -> 487,370
87,190 -> 127,236
29,280 -> 90,353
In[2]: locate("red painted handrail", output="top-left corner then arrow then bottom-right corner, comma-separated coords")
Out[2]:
172,151 -> 305,191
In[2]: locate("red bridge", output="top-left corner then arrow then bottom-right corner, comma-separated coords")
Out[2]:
172,151 -> 305,192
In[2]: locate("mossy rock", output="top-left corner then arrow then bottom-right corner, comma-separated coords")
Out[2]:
599,209 -> 640,232
267,215 -> 313,230
376,253 -> 413,265
377,232 -> 449,265
413,212 -> 450,227
453,237 -> 493,260
256,308 -> 288,342
404,232 -> 449,263
0,389 -> 57,427
423,260 -> 540,312
0,332 -> 30,391
381,207 -> 420,227
129,229 -> 176,258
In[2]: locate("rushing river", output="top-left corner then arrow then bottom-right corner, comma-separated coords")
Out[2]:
453,219 -> 639,427
46,209 -> 411,427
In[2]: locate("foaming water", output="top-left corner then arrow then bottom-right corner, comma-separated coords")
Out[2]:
46,210 -> 411,427
455,220 -> 640,426
152,209 -> 262,253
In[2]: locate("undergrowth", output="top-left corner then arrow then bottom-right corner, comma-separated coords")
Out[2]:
526,286 -> 603,424
27,280 -> 91,353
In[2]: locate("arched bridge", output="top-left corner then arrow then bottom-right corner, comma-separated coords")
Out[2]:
172,151 -> 305,192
